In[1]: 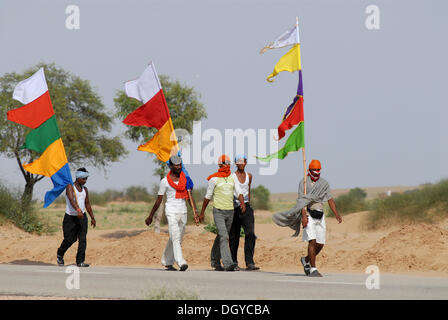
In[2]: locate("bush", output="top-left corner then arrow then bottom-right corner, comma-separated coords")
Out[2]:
367,179 -> 448,228
125,186 -> 152,202
251,185 -> 270,210
0,182 -> 43,233
333,187 -> 368,215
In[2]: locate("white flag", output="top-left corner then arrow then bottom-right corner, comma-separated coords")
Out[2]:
13,68 -> 48,104
124,61 -> 162,104
260,23 -> 300,54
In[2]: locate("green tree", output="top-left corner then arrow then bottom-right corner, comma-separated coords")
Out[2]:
0,63 -> 128,207
252,185 -> 271,210
114,74 -> 207,179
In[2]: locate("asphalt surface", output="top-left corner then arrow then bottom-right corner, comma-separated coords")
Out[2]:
0,263 -> 447,300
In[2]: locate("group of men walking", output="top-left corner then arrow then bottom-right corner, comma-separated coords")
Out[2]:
56,155 -> 342,277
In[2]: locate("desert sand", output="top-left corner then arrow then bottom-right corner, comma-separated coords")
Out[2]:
1,210 -> 448,277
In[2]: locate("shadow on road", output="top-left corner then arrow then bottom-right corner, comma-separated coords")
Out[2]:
5,260 -> 54,266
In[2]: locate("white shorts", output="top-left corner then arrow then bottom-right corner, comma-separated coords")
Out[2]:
302,214 -> 326,244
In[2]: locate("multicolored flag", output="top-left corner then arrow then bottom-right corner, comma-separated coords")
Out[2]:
123,62 -> 178,162
7,68 -> 73,207
258,20 -> 305,161
277,70 -> 304,140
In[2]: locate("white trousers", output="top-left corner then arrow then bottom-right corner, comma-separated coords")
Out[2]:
161,211 -> 187,267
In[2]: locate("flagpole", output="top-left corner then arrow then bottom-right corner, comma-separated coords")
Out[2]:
296,16 -> 307,196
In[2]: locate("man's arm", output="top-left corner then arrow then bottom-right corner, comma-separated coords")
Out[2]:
145,195 -> 163,226
84,187 -> 96,228
199,178 -> 216,223
248,173 -> 252,203
301,208 -> 308,228
233,176 -> 246,213
66,184 -> 83,220
328,198 -> 342,223
187,191 -> 200,225
199,198 -> 210,223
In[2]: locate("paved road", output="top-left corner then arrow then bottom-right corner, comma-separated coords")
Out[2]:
1,263 -> 447,300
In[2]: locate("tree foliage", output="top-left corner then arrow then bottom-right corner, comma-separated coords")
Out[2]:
0,63 -> 128,204
114,74 -> 207,178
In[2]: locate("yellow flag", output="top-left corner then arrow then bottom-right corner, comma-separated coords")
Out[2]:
267,44 -> 301,82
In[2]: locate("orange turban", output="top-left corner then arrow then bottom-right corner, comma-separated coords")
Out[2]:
309,159 -> 321,170
218,154 -> 231,164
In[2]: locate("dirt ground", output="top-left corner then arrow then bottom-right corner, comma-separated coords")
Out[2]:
1,210 -> 448,277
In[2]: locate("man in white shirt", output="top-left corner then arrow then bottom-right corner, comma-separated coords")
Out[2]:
229,155 -> 259,271
145,155 -> 199,271
57,167 -> 96,267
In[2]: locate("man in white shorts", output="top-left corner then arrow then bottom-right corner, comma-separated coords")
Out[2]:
145,155 -> 199,271
300,160 -> 342,277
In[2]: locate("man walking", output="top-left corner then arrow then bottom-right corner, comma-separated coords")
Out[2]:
199,155 -> 246,271
145,155 -> 199,271
57,167 -> 96,267
229,155 -> 259,271
299,160 -> 342,277
272,159 -> 342,277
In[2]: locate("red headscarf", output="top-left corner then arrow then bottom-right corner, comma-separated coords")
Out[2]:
207,155 -> 232,180
207,165 -> 231,180
166,171 -> 189,199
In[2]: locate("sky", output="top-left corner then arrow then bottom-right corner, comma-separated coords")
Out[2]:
0,0 -> 447,201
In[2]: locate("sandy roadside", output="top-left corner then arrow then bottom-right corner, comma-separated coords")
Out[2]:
1,210 -> 447,277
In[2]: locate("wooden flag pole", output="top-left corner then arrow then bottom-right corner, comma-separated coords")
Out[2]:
296,16 -> 307,196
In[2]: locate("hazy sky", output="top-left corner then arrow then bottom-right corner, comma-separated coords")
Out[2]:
1,0 -> 447,200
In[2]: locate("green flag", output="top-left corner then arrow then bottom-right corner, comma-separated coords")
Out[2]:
257,122 -> 304,162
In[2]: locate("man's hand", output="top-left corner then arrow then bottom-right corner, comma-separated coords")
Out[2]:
91,217 -> 96,228
193,210 -> 200,226
77,208 -> 83,220
336,215 -> 342,224
301,208 -> 308,228
198,212 -> 205,223
145,215 -> 153,226
240,202 -> 246,213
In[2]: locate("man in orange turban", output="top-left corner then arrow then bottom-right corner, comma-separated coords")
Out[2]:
272,159 -> 342,277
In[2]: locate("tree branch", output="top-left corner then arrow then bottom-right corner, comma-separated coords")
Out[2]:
14,150 -> 28,181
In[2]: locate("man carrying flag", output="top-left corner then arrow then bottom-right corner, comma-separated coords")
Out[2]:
145,155 -> 199,271
272,160 -> 342,277
260,20 -> 343,276
57,167 -> 96,268
122,62 -> 182,232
